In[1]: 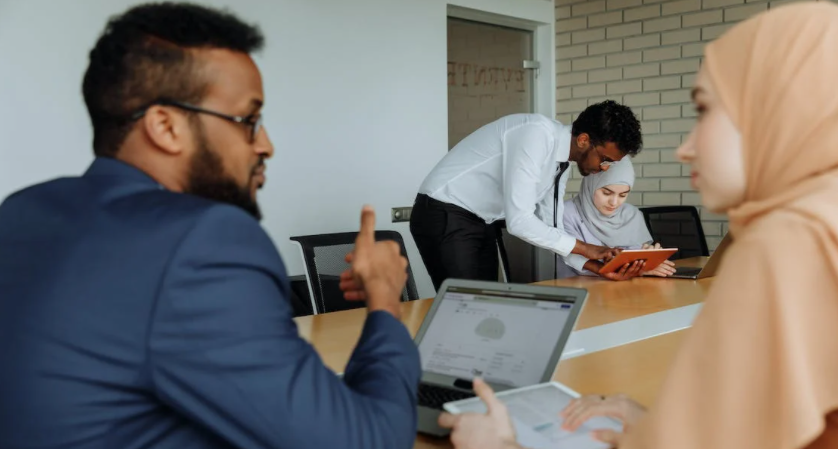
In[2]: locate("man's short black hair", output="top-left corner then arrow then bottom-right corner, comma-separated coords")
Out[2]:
82,2 -> 264,157
571,100 -> 642,156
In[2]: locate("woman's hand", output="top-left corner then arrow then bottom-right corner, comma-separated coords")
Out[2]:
642,259 -> 676,277
560,394 -> 647,446
640,243 -> 676,277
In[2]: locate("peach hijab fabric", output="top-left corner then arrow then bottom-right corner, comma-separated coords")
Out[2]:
623,3 -> 838,448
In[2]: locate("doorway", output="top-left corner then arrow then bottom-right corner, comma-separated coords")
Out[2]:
447,18 -> 535,149
446,17 -> 555,284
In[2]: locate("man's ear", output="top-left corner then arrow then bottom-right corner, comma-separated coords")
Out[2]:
140,105 -> 190,156
575,133 -> 591,150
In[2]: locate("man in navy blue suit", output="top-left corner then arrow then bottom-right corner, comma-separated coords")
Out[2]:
0,3 -> 420,449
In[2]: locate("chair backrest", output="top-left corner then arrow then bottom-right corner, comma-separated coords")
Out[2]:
640,206 -> 710,259
290,231 -> 420,314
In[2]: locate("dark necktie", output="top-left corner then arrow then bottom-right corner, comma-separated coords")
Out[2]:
553,162 -> 570,228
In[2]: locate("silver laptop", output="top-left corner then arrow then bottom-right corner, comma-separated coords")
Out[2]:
414,279 -> 587,437
669,233 -> 733,279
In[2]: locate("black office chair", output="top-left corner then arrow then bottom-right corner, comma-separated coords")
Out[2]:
287,275 -> 315,317
640,206 -> 710,260
290,231 -> 420,314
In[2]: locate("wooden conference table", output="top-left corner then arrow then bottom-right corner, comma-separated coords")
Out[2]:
293,258 -> 713,449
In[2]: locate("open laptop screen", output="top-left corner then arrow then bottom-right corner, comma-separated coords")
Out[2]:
417,286 -> 575,388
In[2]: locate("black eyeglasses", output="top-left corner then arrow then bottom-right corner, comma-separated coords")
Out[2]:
594,146 -> 617,169
131,100 -> 263,143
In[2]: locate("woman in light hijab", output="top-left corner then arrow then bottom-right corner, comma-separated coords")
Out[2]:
438,3 -> 838,448
561,158 -> 676,278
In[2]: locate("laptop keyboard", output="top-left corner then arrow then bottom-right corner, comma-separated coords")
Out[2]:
675,267 -> 702,277
417,383 -> 475,410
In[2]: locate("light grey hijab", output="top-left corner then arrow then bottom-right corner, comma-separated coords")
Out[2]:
572,158 -> 652,248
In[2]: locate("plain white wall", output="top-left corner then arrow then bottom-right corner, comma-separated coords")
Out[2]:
0,0 -> 554,299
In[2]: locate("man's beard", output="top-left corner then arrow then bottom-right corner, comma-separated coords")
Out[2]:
577,165 -> 590,177
185,123 -> 263,220
576,147 -> 595,177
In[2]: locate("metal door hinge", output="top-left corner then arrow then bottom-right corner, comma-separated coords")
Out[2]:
523,60 -> 540,78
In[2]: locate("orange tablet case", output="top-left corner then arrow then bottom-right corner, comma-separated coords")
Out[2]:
597,248 -> 678,274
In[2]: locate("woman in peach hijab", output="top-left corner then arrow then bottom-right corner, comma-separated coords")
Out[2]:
439,3 -> 838,448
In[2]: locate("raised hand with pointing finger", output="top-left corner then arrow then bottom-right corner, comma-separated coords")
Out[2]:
339,206 -> 408,318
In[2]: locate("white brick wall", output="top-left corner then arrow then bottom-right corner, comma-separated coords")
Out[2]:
554,0 -> 822,250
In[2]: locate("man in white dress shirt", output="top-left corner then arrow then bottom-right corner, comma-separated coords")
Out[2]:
410,100 -> 643,290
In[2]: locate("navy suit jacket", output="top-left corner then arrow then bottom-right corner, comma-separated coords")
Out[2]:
0,158 -> 421,449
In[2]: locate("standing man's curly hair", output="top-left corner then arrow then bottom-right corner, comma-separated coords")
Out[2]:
572,100 -> 643,156
82,2 -> 264,157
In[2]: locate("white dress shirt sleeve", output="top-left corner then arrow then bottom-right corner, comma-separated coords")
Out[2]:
564,254 -> 590,273
560,201 -> 592,273
502,125 -> 578,257
535,181 -> 555,226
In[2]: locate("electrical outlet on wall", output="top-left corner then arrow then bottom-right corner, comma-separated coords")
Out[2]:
391,207 -> 413,223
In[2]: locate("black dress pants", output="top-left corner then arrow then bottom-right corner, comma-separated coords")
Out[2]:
409,194 -> 500,291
